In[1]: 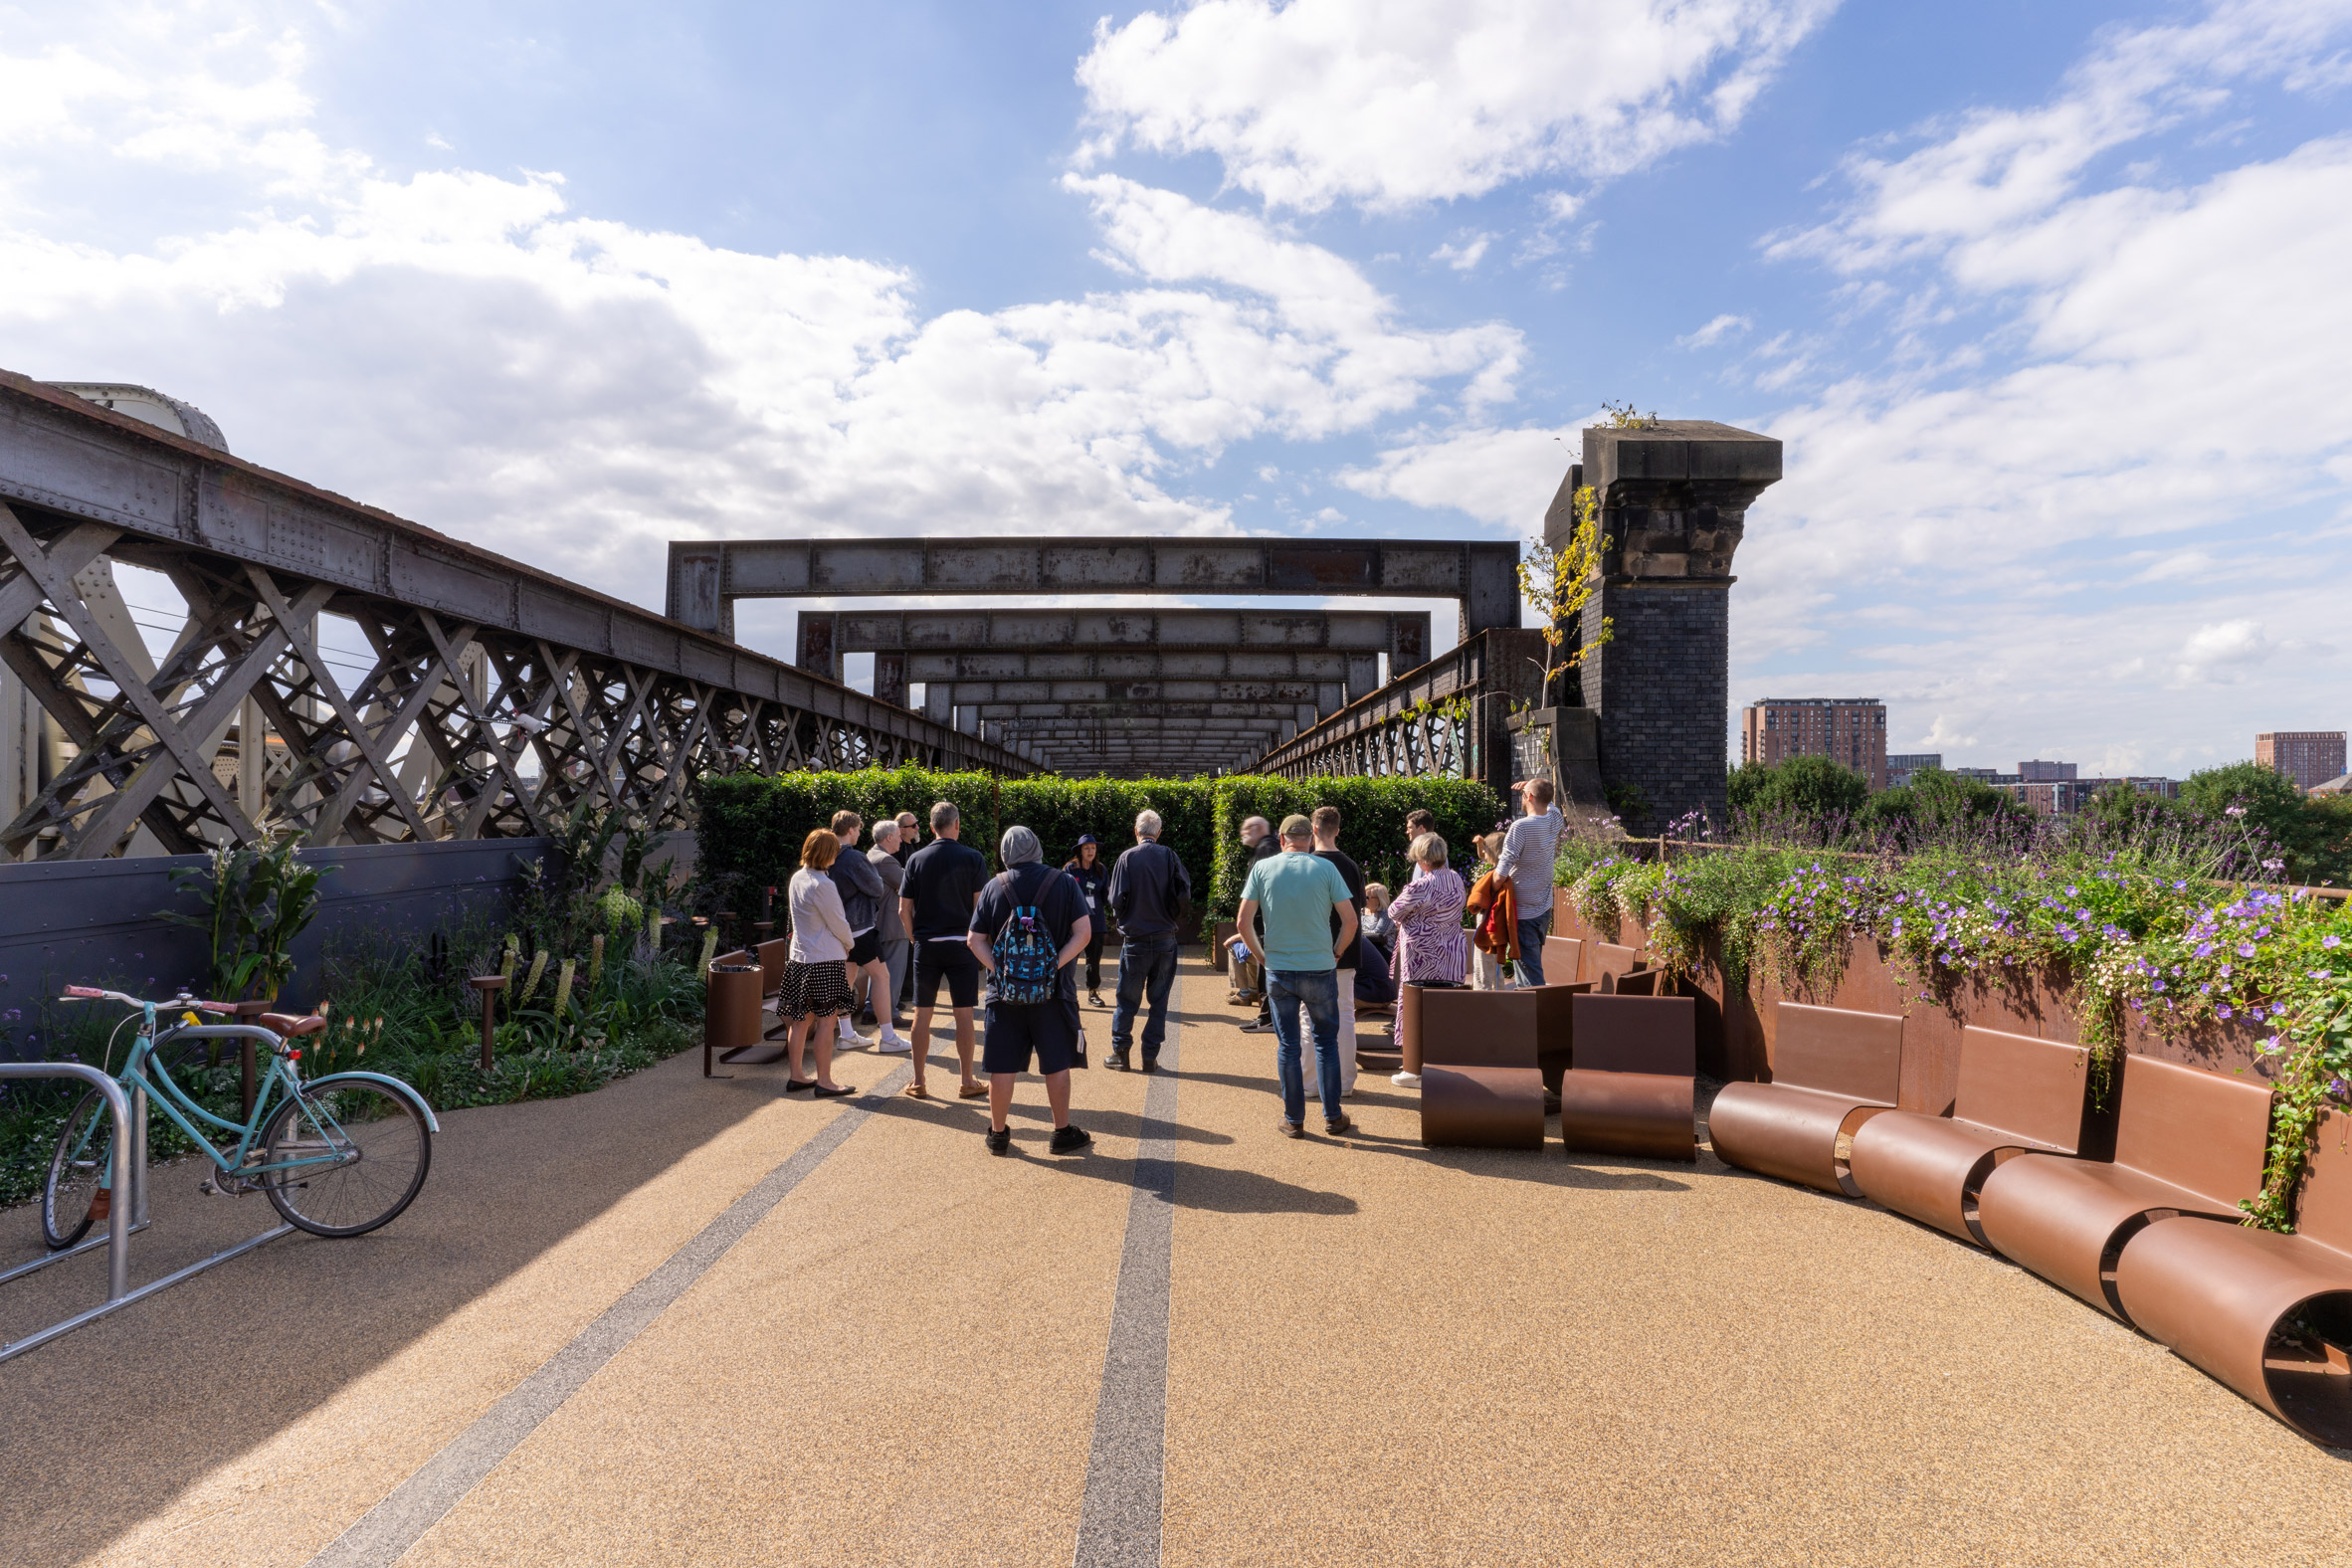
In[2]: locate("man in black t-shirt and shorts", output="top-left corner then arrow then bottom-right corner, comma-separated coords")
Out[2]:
899,800 -> 991,1101
969,824 -> 1093,1157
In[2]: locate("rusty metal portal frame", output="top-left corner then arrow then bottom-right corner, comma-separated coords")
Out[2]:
666,540 -> 1515,661
1247,628 -> 1547,799
0,373 -> 1030,859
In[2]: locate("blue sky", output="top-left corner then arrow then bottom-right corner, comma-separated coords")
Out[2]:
3,0 -> 2348,777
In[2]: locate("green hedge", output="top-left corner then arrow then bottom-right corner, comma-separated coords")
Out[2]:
694,769 -> 1506,927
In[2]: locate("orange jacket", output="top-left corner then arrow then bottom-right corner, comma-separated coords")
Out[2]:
1470,872 -> 1519,960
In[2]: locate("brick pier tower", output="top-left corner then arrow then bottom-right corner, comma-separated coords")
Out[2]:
1546,420 -> 1782,834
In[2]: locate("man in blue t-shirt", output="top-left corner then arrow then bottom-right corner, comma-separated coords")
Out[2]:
968,825 -> 1094,1157
1237,814 -> 1360,1138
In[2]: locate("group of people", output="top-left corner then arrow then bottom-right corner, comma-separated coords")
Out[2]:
764,778 -> 1565,1154
773,801 -> 1194,1154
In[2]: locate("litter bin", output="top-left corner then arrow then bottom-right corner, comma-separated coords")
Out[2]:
703,962 -> 764,1078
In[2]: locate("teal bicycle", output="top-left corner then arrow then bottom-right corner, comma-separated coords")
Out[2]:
42,987 -> 438,1248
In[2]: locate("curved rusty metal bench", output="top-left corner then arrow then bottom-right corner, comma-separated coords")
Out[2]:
2114,1108 -> 2352,1447
1560,994 -> 1696,1162
1416,986 -> 1544,1149
1976,1054 -> 2272,1320
1848,1026 -> 2095,1245
1708,1002 -> 1903,1195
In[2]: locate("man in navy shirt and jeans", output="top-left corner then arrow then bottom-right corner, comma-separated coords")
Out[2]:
900,801 -> 991,1101
1106,808 -> 1192,1072
970,825 -> 1094,1156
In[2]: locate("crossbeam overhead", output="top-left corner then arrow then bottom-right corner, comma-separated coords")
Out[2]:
665,539 -> 1511,666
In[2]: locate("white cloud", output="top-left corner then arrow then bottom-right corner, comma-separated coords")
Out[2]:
2175,618 -> 2277,684
1431,234 -> 1492,272
1076,0 -> 1840,212
1676,312 -> 1751,347
1338,422 -> 1583,530
0,5 -> 1522,621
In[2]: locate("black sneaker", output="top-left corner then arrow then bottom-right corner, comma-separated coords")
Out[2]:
1107,1050 -> 1132,1071
985,1126 -> 1012,1156
1139,1057 -> 1159,1074
1239,1019 -> 1277,1034
1049,1124 -> 1092,1155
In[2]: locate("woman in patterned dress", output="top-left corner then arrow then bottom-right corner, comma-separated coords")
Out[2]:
1385,832 -> 1468,1087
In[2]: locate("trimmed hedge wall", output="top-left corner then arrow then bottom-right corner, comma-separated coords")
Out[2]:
693,768 -> 1505,927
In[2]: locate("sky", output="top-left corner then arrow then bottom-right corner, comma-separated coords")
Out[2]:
2,0 -> 2348,778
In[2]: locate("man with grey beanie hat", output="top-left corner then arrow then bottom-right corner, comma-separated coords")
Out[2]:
967,825 -> 1093,1156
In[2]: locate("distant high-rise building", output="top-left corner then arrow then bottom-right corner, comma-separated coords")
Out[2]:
1741,697 -> 1887,789
1887,753 -> 1941,788
2019,760 -> 2077,782
2005,777 -> 2180,818
2257,732 -> 2347,793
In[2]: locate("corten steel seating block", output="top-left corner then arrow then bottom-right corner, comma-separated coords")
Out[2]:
702,961 -> 765,1078
1976,1054 -> 2273,1321
1590,943 -> 1644,985
1396,980 -> 1470,1076
1418,987 -> 1544,1149
1544,935 -> 1586,985
1709,1002 -> 1904,1195
1602,966 -> 1664,997
1210,920 -> 1239,974
1533,977 -> 1596,1094
1848,1026 -> 2095,1246
2115,1108 -> 2352,1447
1561,994 -> 1696,1162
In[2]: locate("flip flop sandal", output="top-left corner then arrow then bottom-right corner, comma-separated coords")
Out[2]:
958,1083 -> 991,1099
812,1083 -> 857,1098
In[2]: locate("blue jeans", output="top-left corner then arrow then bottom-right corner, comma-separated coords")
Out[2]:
1111,934 -> 1181,1058
1513,912 -> 1552,985
1268,968 -> 1342,1125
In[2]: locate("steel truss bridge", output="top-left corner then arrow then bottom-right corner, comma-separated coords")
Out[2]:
0,373 -> 1029,860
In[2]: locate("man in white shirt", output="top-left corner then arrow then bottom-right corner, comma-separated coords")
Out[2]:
1492,779 -> 1564,986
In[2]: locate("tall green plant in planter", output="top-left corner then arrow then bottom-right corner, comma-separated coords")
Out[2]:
164,829 -> 327,1002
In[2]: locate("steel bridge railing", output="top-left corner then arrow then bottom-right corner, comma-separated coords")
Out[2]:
1247,628 -> 1548,795
0,372 -> 1031,859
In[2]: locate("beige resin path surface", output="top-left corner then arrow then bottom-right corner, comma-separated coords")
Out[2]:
3,957 -> 2349,1567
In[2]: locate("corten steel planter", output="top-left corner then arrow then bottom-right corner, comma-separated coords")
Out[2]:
1708,1002 -> 1904,1195
1976,1053 -> 2273,1321
702,960 -> 766,1078
1561,994 -> 1696,1162
1848,1026 -> 2097,1246
2114,1107 -> 2352,1447
1416,986 -> 1543,1149
1553,908 -> 2276,1113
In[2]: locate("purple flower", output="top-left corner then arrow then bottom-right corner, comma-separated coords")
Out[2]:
2196,942 -> 2214,957
2218,1006 -> 2234,1019
2325,935 -> 2342,949
2237,943 -> 2256,958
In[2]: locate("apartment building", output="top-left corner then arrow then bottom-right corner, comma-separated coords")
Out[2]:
1741,697 -> 1887,789
1886,753 -> 1941,788
2257,731 -> 2348,793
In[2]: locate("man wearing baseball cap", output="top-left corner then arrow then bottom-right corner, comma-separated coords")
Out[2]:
1236,813 -> 1360,1139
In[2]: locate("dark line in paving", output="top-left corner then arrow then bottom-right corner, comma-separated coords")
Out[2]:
305,1062 -> 912,1568
1073,1024 -> 1181,1568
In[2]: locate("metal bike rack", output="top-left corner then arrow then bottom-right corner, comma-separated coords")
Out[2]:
0,1058 -> 294,1364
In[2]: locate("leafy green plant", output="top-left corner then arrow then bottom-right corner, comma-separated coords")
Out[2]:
162,828 -> 325,1002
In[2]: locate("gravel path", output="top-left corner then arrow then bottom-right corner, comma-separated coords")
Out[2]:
3,957 -> 2346,1566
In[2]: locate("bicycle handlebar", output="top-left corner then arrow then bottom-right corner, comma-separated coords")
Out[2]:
57,987 -> 238,1013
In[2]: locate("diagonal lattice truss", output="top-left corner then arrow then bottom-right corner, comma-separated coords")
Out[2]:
0,506 -> 949,860
1250,628 -> 1546,787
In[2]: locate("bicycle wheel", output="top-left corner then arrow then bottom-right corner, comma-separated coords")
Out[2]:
43,1088 -> 113,1250
260,1079 -> 431,1238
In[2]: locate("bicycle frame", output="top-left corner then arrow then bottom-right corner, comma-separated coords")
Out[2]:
124,1021 -> 326,1178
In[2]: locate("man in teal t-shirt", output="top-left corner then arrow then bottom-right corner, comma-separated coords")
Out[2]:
1238,814 -> 1360,1137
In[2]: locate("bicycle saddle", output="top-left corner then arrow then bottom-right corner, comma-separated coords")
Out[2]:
261,1012 -> 329,1038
